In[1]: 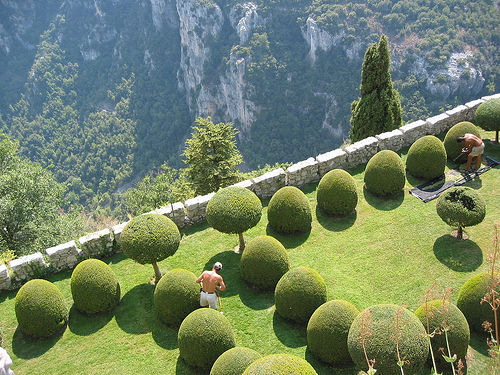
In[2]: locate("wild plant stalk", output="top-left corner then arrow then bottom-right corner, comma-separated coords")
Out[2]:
422,280 -> 441,375
393,305 -> 408,375
440,288 -> 457,375
360,309 -> 377,375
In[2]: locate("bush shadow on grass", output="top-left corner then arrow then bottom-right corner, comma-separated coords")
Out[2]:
363,187 -> 404,211
272,311 -> 307,348
115,283 -> 155,334
68,305 -> 114,336
315,206 -> 357,232
433,235 -> 482,272
469,330 -> 489,356
11,325 -> 64,359
151,315 -> 179,350
405,171 -> 444,189
265,224 -> 311,249
305,347 -> 358,375
175,356 -> 202,375
238,281 -> 274,310
203,250 -> 241,298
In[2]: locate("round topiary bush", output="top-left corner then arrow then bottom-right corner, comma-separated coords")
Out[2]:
242,354 -> 317,375
154,268 -> 200,326
347,304 -> 428,375
406,135 -> 447,180
71,259 -> 120,314
267,186 -> 312,234
210,347 -> 261,375
436,186 -> 486,239
415,299 -> 470,367
443,121 -> 481,160
15,279 -> 68,338
457,272 -> 500,333
275,266 -> 327,323
240,235 -> 289,291
364,150 -> 405,197
475,98 -> 500,142
178,308 -> 236,370
307,300 -> 360,365
317,169 -> 358,216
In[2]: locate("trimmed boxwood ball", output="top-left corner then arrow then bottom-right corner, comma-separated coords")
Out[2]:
348,304 -> 428,375
406,135 -> 447,180
154,268 -> 200,326
443,121 -> 481,160
307,300 -> 360,365
317,169 -> 358,216
178,308 -> 236,370
210,347 -> 261,375
275,266 -> 327,323
15,279 -> 68,338
364,150 -> 405,197
240,235 -> 289,290
474,98 -> 500,142
415,299 -> 470,367
71,259 -> 120,314
242,354 -> 318,375
267,186 -> 312,234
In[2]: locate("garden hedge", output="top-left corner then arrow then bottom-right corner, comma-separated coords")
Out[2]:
364,150 -> 406,196
406,135 -> 446,180
474,98 -> 500,142
443,121 -> 481,160
267,186 -> 312,234
242,354 -> 317,375
210,347 -> 261,375
317,169 -> 358,216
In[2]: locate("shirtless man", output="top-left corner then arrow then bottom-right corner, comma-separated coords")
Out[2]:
457,133 -> 484,173
196,262 -> 226,310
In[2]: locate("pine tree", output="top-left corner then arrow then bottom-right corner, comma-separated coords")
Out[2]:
350,35 -> 402,142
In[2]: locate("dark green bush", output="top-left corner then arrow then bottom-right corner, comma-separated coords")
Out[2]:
242,354 -> 317,374
275,266 -> 327,323
474,98 -> 500,142
443,121 -> 481,160
15,279 -> 68,338
210,347 -> 261,375
178,308 -> 236,370
406,135 -> 447,180
154,268 -> 200,326
267,186 -> 312,234
364,150 -> 405,196
71,259 -> 120,314
240,235 -> 289,291
307,300 -> 360,365
317,169 -> 358,216
348,304 -> 428,375
415,299 -> 470,367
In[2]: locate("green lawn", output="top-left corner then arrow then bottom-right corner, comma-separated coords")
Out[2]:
1,133 -> 499,375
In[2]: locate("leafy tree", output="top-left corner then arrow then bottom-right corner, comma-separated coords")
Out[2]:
183,117 -> 242,195
350,35 -> 402,142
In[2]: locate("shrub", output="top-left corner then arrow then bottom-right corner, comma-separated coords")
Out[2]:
307,300 -> 360,365
154,268 -> 200,326
206,186 -> 262,252
317,169 -> 358,216
71,259 -> 120,314
15,279 -> 68,338
364,150 -> 405,196
475,98 -> 500,142
347,304 -> 428,375
210,347 -> 261,375
436,186 -> 486,239
242,354 -> 318,374
240,235 -> 289,291
415,299 -> 470,367
406,135 -> 447,180
178,308 -> 236,369
443,121 -> 481,160
267,186 -> 312,234
120,213 -> 180,282
275,266 -> 327,323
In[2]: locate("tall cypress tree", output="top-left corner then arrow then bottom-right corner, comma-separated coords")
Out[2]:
350,35 -> 402,142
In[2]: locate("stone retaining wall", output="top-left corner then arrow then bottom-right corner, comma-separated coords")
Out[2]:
2,94 -> 499,291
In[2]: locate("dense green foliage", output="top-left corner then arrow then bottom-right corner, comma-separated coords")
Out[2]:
443,121 -> 481,160
475,99 -> 500,142
364,150 -> 406,196
274,266 -> 327,324
178,308 -> 236,370
14,279 -> 68,338
347,304 -> 428,375
406,135 -> 447,180
210,347 -> 261,375
154,268 -> 200,326
414,299 -> 470,368
70,259 -> 120,315
306,300 -> 359,365
239,235 -> 289,291
316,169 -> 358,216
242,354 -> 318,375
350,35 -> 402,142
267,187 -> 312,234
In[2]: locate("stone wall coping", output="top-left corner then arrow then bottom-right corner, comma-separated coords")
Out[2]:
465,99 -> 484,109
112,221 -> 129,233
185,192 -> 215,206
0,264 -> 7,274
426,112 -> 449,124
79,228 -> 111,243
400,119 -> 426,132
345,137 -> 378,152
316,148 -> 346,162
445,105 -> 468,116
231,179 -> 253,189
252,168 -> 285,183
287,157 -> 317,173
482,94 -> 500,101
9,252 -> 45,268
45,240 -> 78,256
375,129 -> 404,140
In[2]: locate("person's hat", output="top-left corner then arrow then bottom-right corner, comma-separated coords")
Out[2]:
213,262 -> 222,271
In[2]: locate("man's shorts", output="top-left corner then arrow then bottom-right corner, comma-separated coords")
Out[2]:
470,143 -> 485,157
200,290 -> 218,309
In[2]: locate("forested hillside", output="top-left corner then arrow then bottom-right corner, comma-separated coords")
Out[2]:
0,0 -> 498,212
